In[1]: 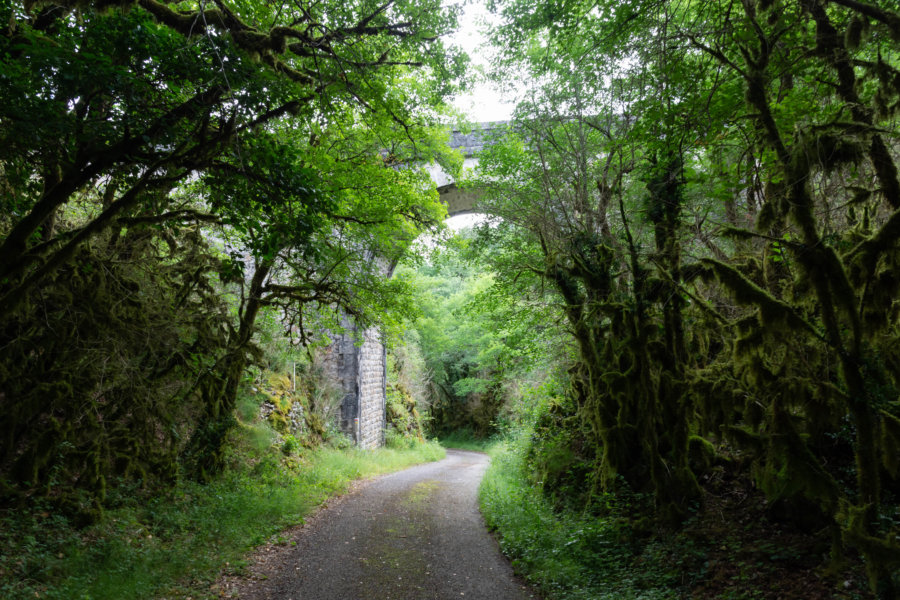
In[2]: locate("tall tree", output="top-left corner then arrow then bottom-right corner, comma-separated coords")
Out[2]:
479,0 -> 900,594
0,0 -> 464,500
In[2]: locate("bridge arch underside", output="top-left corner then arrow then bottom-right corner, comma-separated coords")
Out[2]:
438,183 -> 481,218
330,183 -> 484,449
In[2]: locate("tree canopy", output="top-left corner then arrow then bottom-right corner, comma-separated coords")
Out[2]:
0,0 -> 463,506
462,0 -> 900,595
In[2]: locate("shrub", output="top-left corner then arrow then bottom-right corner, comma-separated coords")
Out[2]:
281,435 -> 300,456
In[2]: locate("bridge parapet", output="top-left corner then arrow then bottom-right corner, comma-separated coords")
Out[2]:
448,121 -> 508,155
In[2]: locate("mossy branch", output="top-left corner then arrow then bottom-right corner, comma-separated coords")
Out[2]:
829,0 -> 900,41
848,206 -> 900,279
699,258 -> 823,341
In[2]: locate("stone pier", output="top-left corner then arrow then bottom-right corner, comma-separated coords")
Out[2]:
323,122 -> 503,448
324,321 -> 387,449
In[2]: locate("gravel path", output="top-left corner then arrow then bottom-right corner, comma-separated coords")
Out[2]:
224,449 -> 536,600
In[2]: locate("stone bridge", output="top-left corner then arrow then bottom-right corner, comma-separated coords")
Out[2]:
325,122 -> 503,448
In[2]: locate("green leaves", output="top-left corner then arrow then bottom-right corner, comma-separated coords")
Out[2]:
0,0 -> 463,498
206,132 -> 328,258
474,3 -> 900,589
395,229 -> 562,436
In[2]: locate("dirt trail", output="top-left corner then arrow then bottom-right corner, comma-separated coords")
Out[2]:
225,449 -> 536,600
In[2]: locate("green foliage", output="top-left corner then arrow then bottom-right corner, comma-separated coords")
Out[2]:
480,438 -> 692,599
0,424 -> 445,600
386,384 -> 425,439
468,76 -> 703,521
467,0 -> 900,595
394,228 -> 564,438
526,393 -> 599,513
384,428 -> 418,450
384,335 -> 433,448
438,429 -> 498,452
0,225 -> 230,512
281,435 -> 299,456
0,0 -> 465,499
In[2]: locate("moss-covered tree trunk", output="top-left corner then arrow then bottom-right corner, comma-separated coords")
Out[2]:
645,153 -> 700,521
188,259 -> 272,480
542,158 -> 700,523
697,2 -> 900,594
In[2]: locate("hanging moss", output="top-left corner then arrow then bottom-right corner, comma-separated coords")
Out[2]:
701,258 -> 820,338
880,410 -> 900,478
0,221 -> 233,509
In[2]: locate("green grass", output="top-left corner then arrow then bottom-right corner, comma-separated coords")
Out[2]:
479,440 -> 692,600
437,428 -> 499,452
0,441 -> 445,600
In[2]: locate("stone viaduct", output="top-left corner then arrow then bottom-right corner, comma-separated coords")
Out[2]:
326,122 -> 502,448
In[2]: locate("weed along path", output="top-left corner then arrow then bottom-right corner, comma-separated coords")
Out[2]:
224,449 -> 536,600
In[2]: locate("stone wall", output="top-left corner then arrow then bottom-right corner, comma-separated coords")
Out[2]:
322,320 -> 386,449
323,321 -> 360,438
356,327 -> 386,449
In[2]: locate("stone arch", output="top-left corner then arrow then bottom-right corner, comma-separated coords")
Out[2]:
328,122 -> 504,448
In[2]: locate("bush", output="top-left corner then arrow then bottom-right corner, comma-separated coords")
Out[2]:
281,435 -> 300,455
385,426 -> 421,450
480,439 -> 675,600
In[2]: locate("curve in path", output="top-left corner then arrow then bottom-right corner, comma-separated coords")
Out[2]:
231,449 -> 536,600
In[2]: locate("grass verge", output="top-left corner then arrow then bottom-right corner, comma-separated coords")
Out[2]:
479,440 -> 691,600
0,441 -> 445,600
438,429 -> 498,452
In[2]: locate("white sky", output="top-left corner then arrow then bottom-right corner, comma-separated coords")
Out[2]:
447,1 -> 515,123
439,1 -> 510,230
446,212 -> 487,229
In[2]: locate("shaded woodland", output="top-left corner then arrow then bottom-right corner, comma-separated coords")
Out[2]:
443,0 -> 900,597
0,0 -> 461,513
4,0 -> 900,598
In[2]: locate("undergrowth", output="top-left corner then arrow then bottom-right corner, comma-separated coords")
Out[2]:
0,441 -> 444,600
479,433 -> 872,599
480,439 -> 698,600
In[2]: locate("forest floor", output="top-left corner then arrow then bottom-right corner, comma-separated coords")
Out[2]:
687,470 -> 873,599
219,449 -> 537,600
